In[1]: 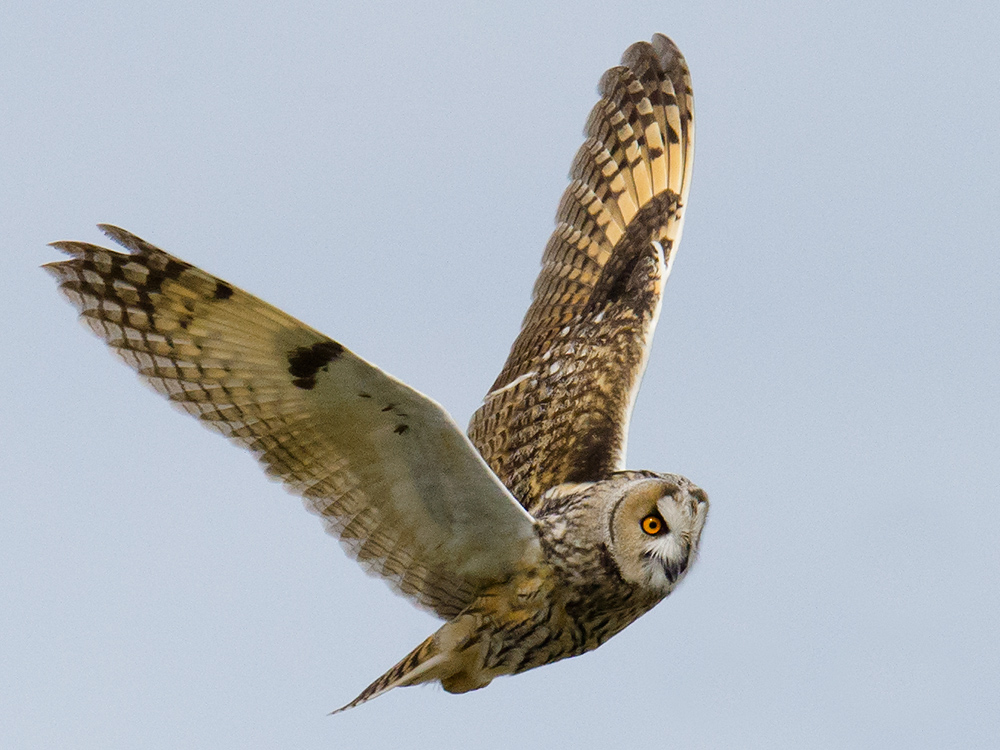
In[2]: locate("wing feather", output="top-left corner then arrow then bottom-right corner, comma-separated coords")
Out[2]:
468,34 -> 694,511
46,225 -> 541,619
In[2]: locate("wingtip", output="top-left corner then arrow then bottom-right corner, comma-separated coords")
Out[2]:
46,240 -> 74,255
96,224 -> 167,256
650,33 -> 679,54
650,34 -> 688,76
45,239 -> 95,263
40,259 -> 65,276
97,223 -> 133,246
619,34 -> 688,83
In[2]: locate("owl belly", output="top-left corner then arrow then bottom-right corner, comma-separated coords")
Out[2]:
336,566 -> 657,711
441,573 -> 652,689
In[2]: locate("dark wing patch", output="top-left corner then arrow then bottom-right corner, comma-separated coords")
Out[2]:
287,340 -> 345,390
213,282 -> 234,300
468,35 -> 694,512
45,226 -> 541,619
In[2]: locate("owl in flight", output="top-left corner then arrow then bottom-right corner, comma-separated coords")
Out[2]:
46,34 -> 707,713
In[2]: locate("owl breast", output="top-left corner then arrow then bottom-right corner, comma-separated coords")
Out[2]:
464,553 -> 660,682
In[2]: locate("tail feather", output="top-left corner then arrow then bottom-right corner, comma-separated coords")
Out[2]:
330,635 -> 444,715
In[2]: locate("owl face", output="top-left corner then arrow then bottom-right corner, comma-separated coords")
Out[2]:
605,474 -> 709,594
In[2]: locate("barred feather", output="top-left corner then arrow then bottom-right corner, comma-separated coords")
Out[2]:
468,34 -> 695,511
45,225 -> 541,619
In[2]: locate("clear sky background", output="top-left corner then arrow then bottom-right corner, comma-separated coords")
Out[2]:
3,2 -> 998,748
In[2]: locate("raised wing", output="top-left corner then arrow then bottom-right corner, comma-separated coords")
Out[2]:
468,35 -> 694,512
46,226 -> 541,619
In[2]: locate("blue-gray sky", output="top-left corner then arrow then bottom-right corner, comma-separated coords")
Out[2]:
3,2 -> 998,748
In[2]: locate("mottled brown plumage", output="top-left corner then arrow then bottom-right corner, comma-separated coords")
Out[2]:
336,472 -> 707,713
45,224 -> 541,620
468,34 -> 694,512
45,34 -> 706,713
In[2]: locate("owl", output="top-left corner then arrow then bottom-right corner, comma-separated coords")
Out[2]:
45,34 -> 707,713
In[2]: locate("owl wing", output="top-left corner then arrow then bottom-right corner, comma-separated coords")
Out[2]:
45,225 -> 541,620
468,34 -> 695,511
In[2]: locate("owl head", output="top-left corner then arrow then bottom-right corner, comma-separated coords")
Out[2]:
600,472 -> 708,594
538,471 -> 708,596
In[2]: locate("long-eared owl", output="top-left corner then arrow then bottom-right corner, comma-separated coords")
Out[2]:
45,33 -> 708,712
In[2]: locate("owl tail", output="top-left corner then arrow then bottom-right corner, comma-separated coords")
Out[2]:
330,616 -> 489,714
330,634 -> 447,715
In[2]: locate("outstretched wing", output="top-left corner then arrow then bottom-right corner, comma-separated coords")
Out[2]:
45,226 -> 541,619
468,35 -> 695,512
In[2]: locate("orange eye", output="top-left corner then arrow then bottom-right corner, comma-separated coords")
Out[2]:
641,514 -> 665,535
